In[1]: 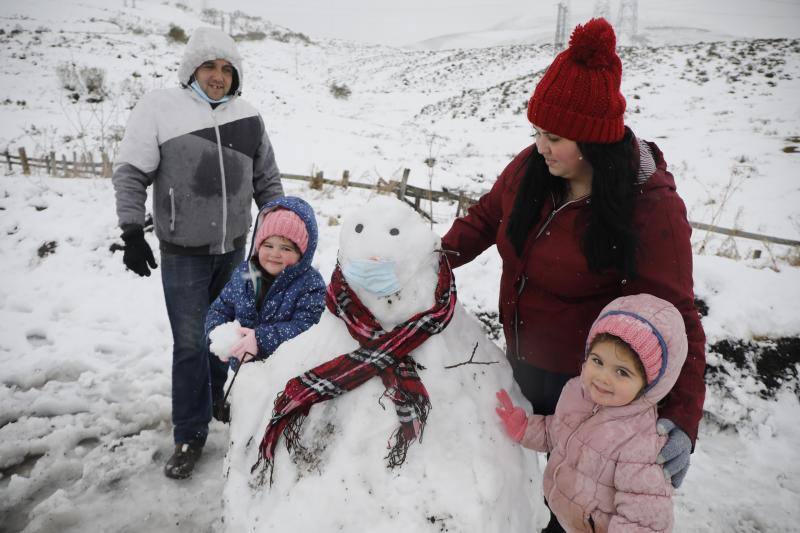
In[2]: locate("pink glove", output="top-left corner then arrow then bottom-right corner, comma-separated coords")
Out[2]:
230,326 -> 258,363
495,389 -> 528,443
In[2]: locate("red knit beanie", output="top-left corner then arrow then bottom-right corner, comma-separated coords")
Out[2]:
527,18 -> 626,143
255,208 -> 308,255
587,312 -> 663,385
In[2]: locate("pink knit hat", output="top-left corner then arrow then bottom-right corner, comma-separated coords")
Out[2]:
587,311 -> 664,384
254,208 -> 308,254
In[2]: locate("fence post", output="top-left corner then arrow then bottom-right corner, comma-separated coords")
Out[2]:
61,154 -> 68,177
340,170 -> 349,188
72,151 -> 78,177
397,168 -> 410,200
18,147 -> 30,175
5,150 -> 11,172
49,151 -> 56,175
101,151 -> 112,177
310,171 -> 323,190
87,152 -> 96,176
414,191 -> 421,210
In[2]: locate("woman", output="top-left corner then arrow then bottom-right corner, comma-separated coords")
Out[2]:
442,18 -> 705,532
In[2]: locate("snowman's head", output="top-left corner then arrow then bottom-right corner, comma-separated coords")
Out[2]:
338,196 -> 440,329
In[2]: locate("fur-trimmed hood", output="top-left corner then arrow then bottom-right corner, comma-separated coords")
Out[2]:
178,27 -> 243,95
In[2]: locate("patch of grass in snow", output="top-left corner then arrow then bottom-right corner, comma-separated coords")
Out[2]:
706,337 -> 800,400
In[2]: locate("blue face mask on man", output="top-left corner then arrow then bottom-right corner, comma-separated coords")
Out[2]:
342,258 -> 401,296
190,80 -> 231,104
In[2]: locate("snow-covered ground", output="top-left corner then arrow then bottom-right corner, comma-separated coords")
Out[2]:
1,0 -> 799,532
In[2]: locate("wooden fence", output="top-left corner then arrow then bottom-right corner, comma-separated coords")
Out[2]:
4,147 -> 799,247
6,147 -> 113,178
4,148 -> 474,220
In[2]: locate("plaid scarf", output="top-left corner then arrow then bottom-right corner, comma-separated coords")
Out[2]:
252,254 -> 456,478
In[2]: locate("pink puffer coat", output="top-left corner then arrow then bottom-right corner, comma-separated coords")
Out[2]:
520,294 -> 688,532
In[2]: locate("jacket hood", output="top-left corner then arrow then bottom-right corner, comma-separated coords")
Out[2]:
586,293 -> 688,405
178,27 -> 243,95
635,136 -> 676,193
248,196 -> 319,287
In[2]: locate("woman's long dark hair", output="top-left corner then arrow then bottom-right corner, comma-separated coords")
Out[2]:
506,127 -> 639,278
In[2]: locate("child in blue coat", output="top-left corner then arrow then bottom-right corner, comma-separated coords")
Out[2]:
205,196 -> 326,409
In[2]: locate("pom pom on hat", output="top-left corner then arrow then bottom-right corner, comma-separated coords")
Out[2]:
568,18 -> 618,68
527,17 -> 626,143
254,208 -> 309,255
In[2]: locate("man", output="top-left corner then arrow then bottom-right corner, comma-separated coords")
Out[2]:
112,27 -> 283,479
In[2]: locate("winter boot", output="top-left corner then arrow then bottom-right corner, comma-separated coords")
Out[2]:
164,442 -> 203,479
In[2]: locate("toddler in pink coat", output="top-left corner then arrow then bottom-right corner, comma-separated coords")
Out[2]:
496,293 -> 688,532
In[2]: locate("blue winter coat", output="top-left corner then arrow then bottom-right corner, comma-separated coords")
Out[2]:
205,196 -> 326,359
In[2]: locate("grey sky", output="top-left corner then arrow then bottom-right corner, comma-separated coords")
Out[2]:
203,0 -> 545,46
201,0 -> 800,47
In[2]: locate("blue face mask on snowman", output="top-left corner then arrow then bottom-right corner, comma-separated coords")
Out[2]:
342,258 -> 401,296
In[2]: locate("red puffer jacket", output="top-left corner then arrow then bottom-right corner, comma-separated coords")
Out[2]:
442,139 -> 706,444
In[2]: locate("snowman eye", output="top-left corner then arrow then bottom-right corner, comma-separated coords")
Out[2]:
389,228 -> 399,236
355,223 -> 364,233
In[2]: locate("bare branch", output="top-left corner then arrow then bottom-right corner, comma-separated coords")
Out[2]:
444,342 -> 499,369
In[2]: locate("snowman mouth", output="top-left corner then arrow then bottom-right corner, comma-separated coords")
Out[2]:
379,290 -> 403,304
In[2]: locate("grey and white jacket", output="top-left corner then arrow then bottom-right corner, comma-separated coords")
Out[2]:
112,27 -> 283,255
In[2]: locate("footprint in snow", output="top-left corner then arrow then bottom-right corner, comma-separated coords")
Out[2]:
26,329 -> 53,347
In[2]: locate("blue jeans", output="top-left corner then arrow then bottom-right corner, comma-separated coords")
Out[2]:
160,248 -> 244,445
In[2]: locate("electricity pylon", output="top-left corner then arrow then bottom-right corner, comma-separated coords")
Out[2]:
616,0 -> 638,38
554,2 -> 569,52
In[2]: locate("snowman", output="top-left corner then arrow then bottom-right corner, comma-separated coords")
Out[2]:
220,196 -> 545,532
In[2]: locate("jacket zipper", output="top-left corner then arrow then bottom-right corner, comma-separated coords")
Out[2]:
513,275 -> 526,359
168,187 -> 175,231
512,193 -> 589,361
211,111 -> 228,253
547,404 -> 601,514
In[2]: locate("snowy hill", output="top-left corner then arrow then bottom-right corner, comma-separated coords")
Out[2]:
2,0 -> 798,249
1,1 -> 799,532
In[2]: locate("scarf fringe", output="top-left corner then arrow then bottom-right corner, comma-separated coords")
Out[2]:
252,405 -> 309,486
384,393 -> 431,468
282,412 -> 308,455
250,455 -> 273,487
386,426 -> 411,469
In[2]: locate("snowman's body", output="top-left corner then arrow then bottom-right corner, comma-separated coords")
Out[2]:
222,197 -> 544,532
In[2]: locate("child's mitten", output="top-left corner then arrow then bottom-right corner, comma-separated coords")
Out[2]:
495,389 -> 528,443
656,418 -> 692,488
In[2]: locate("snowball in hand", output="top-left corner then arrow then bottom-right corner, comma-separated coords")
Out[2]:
209,320 -> 242,361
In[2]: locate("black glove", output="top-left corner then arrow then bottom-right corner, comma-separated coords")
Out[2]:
212,400 -> 231,424
121,224 -> 157,277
